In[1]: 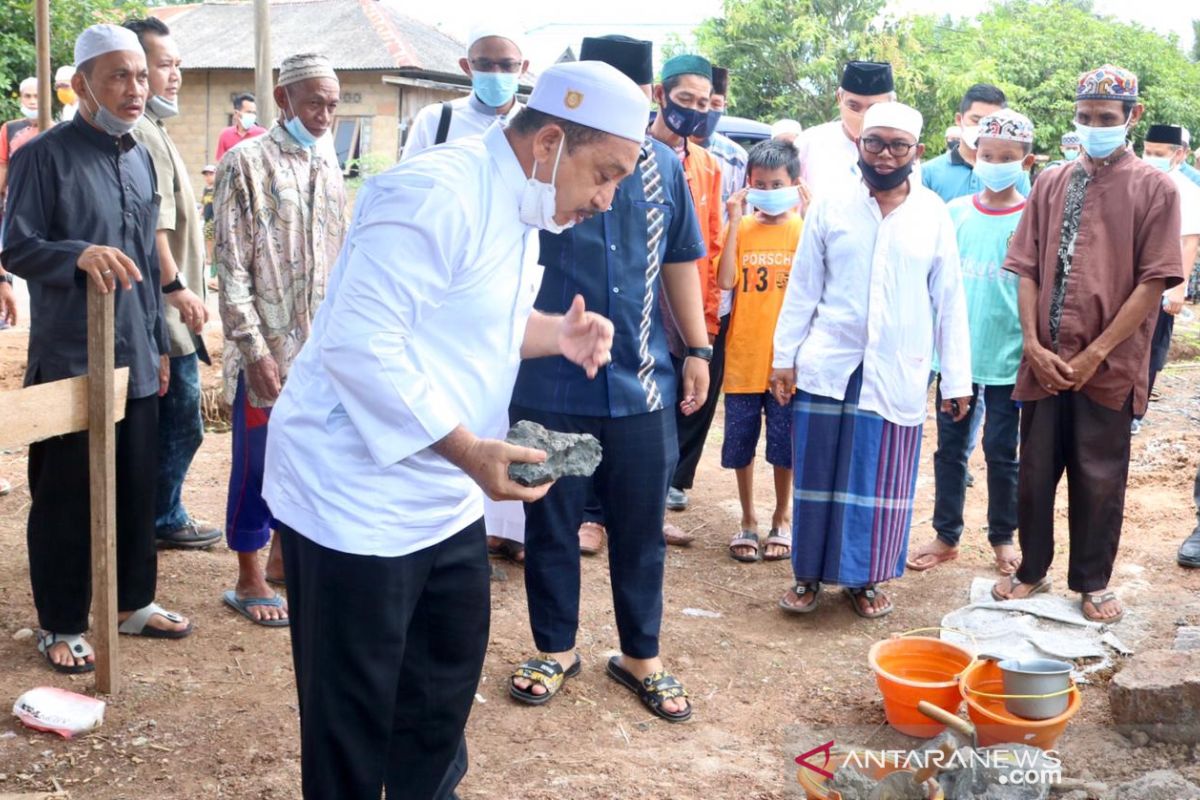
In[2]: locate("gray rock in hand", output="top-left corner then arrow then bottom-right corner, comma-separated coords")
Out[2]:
506,420 -> 603,487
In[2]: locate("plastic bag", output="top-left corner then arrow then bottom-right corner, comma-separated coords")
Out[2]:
12,687 -> 105,738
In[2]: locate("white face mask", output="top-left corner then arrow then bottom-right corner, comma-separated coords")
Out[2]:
519,135 -> 574,233
960,125 -> 981,150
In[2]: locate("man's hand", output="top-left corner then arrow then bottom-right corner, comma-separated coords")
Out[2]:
77,245 -> 142,293
245,354 -> 282,403
1025,342 -> 1074,395
0,281 -> 17,326
1164,286 -> 1186,316
455,434 -> 553,503
726,187 -> 749,224
769,367 -> 796,407
158,354 -> 170,397
558,294 -> 613,379
1066,346 -> 1105,391
797,181 -> 812,211
940,396 -> 973,422
679,355 -> 710,416
165,287 -> 209,333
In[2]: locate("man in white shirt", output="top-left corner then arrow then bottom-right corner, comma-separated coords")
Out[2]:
770,102 -> 972,619
263,61 -> 648,799
401,22 -> 528,160
792,60 -> 894,200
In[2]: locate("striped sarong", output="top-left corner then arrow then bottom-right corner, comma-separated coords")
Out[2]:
791,366 -> 922,587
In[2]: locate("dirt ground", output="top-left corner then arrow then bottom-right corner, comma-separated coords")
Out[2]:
1,313 -> 1200,800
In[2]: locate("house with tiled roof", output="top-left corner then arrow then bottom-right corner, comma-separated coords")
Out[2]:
150,0 -> 475,186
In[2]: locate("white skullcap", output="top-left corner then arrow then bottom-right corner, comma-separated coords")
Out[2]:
467,21 -> 524,54
528,61 -> 650,144
19,77 -> 37,93
278,53 -> 337,88
55,65 -> 75,84
202,164 -> 217,173
770,119 -> 802,138
862,101 -> 923,139
74,23 -> 142,68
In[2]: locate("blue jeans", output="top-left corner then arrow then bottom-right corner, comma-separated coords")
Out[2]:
932,380 -> 1018,547
155,353 -> 204,535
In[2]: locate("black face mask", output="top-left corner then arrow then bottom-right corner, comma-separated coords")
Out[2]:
661,95 -> 708,138
695,109 -> 723,141
858,155 -> 915,191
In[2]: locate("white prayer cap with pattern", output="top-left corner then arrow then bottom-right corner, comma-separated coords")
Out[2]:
278,53 -> 337,88
527,61 -> 650,144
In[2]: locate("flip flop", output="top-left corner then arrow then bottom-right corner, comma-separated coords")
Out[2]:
990,574 -> 1051,602
728,530 -> 760,563
488,537 -> 526,564
1081,591 -> 1125,624
847,586 -> 893,619
605,656 -> 692,723
117,602 -> 193,639
36,631 -> 95,674
222,590 -> 289,627
779,582 -> 821,614
905,543 -> 959,572
265,575 -> 286,587
664,524 -> 695,547
762,528 -> 791,561
509,653 -> 582,706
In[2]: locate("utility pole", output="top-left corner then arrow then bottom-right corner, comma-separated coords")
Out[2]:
254,0 -> 274,123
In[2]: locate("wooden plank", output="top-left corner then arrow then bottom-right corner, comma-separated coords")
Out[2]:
87,286 -> 118,695
0,370 -> 129,450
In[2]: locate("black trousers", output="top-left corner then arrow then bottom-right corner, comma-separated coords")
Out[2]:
671,313 -> 728,491
27,394 -> 158,633
513,406 -> 676,658
279,519 -> 489,800
1016,391 -> 1132,593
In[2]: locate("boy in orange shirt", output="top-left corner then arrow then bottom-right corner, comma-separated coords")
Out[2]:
718,140 -> 805,563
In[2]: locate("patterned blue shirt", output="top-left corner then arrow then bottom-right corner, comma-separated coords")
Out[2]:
512,138 -> 705,418
921,145 -> 1031,203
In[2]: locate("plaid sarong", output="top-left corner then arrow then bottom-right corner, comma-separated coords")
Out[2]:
790,366 -> 923,587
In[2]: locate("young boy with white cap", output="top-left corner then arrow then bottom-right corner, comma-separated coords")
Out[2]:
263,60 -> 649,799
401,20 -> 529,160
771,101 -> 973,619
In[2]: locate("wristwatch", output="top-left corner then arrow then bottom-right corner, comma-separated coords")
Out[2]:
162,277 -> 185,294
685,346 -> 714,362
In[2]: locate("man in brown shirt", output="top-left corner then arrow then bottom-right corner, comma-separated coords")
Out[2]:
993,65 -> 1182,623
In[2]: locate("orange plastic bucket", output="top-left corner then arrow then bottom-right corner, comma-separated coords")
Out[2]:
868,634 -> 974,737
959,659 -> 1081,749
797,751 -> 945,800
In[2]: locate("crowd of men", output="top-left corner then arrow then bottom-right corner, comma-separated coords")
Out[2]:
1,15 -> 1199,800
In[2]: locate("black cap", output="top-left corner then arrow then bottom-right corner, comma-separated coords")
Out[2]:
1145,124 -> 1184,146
841,60 -> 893,96
712,66 -> 729,96
580,35 -> 654,86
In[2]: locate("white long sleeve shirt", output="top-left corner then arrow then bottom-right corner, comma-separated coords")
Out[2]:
772,176 -> 971,427
263,125 -> 542,557
401,93 -> 522,161
794,119 -> 861,200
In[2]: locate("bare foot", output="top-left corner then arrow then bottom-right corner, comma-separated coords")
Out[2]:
906,538 -> 959,571
992,543 -> 1021,575
512,649 -> 574,698
618,655 -> 689,716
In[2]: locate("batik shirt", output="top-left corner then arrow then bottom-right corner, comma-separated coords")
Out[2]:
214,124 -> 348,407
1049,163 -> 1092,348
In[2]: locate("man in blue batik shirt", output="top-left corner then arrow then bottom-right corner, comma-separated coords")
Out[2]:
507,35 -> 710,724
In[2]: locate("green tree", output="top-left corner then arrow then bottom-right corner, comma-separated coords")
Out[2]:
693,0 -> 891,124
0,0 -> 146,121
1192,19 -> 1199,62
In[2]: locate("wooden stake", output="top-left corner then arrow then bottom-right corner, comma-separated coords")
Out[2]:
87,285 -> 118,695
253,0 -> 274,123
34,0 -> 51,132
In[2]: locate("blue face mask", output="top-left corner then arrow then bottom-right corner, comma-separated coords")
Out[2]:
973,159 -> 1026,192
472,71 -> 519,109
1063,149 -> 1080,161
283,88 -> 318,149
1074,120 -> 1128,158
1143,155 -> 1173,172
747,186 -> 799,216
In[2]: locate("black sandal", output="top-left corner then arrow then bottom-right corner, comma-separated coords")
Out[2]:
488,538 -> 525,565
509,653 -> 581,706
779,582 -> 821,614
605,655 -> 692,723
847,585 -> 893,619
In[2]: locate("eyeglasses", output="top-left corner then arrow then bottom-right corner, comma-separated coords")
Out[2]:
861,136 -> 917,157
469,58 -> 523,74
